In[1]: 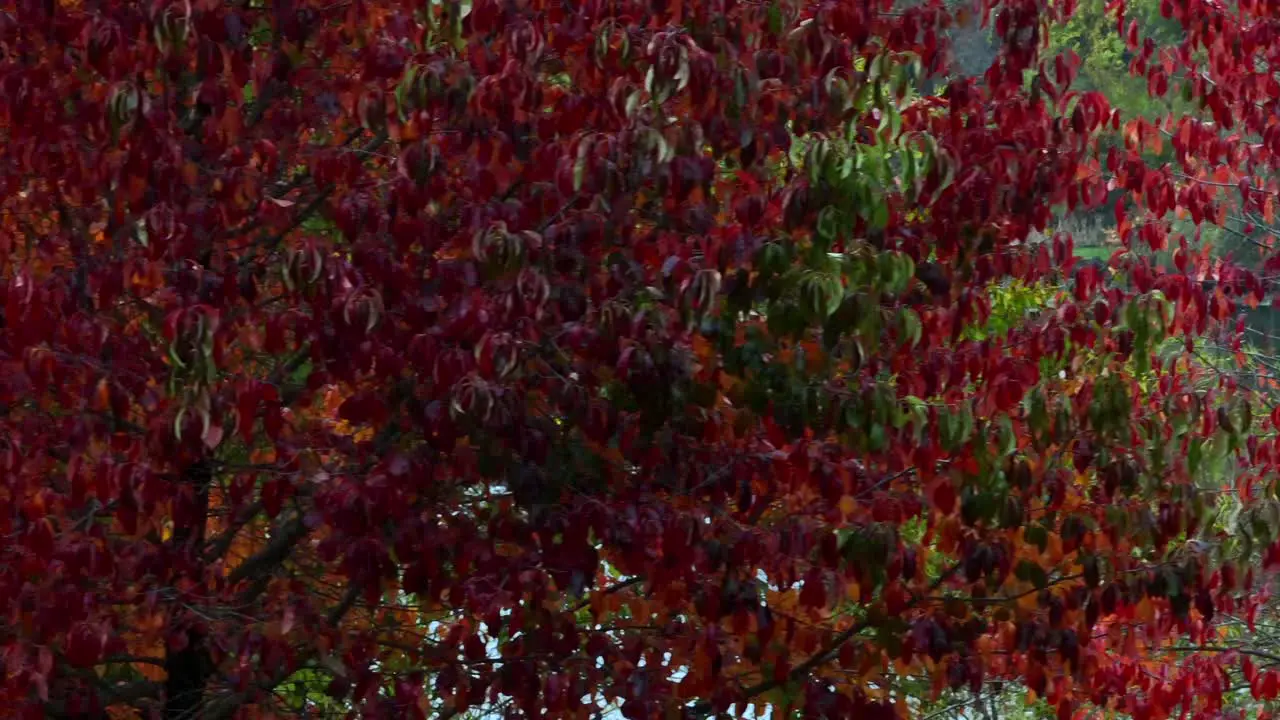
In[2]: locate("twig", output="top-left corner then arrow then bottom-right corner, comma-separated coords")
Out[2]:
571,576 -> 644,612
1165,644 -> 1280,665
226,514 -> 309,598
689,561 -> 963,717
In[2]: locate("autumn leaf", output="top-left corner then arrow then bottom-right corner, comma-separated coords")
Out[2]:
1,0 -> 1278,718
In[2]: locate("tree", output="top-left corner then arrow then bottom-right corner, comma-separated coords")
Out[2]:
0,0 -> 1277,718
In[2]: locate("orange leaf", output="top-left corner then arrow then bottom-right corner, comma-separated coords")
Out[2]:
1136,597 -> 1156,623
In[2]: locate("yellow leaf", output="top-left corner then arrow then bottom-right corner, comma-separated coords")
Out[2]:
1136,597 -> 1155,623
1044,533 -> 1064,562
691,333 -> 713,362
845,580 -> 861,603
494,542 -> 524,557
838,494 -> 856,518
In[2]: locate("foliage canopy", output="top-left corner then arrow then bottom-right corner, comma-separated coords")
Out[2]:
2,0 -> 1280,718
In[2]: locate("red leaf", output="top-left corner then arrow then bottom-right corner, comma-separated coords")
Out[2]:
238,385 -> 260,442
264,400 -> 284,441
262,478 -> 286,519
933,480 -> 957,516
799,569 -> 827,609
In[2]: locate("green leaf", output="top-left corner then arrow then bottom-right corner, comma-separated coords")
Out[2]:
1015,559 -> 1049,589
996,416 -> 1016,457
816,206 -> 841,244
868,422 -> 887,452
1024,524 -> 1049,553
902,149 -> 917,198
898,307 -> 922,348
868,54 -> 887,83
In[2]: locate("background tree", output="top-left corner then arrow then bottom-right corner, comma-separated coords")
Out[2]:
1,0 -> 1279,719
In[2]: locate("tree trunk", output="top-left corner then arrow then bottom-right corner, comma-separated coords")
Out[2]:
164,459 -> 213,719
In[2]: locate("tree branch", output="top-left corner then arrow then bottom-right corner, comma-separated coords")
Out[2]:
201,581 -> 364,720
689,561 -> 963,717
202,500 -> 264,564
1166,644 -> 1280,665
226,513 -> 309,600
572,576 -> 644,612
235,131 -> 388,268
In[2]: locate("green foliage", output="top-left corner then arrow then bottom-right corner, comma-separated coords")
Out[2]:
1046,0 -> 1187,121
964,280 -> 1056,341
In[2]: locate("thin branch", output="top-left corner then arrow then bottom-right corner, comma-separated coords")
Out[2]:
919,688 -> 1003,720
202,500 -> 264,563
326,583 -> 361,627
689,561 -> 963,717
1165,644 -> 1280,665
226,514 -> 309,594
236,131 -> 389,268
102,654 -> 168,668
572,576 -> 644,613
201,577 -> 364,720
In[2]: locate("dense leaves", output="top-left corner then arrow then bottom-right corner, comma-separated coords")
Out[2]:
0,0 -> 1278,718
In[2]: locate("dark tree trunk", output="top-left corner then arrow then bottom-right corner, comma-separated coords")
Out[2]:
164,629 -> 213,719
163,458 -> 214,719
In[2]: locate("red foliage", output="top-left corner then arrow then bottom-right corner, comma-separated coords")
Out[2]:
0,0 -> 1274,718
